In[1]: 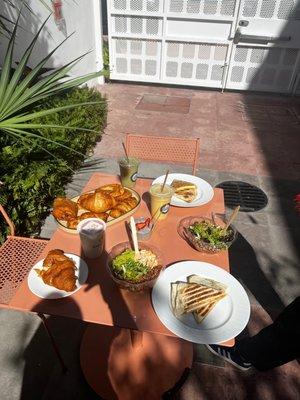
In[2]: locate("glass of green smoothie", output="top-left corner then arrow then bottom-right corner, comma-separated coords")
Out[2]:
118,157 -> 140,188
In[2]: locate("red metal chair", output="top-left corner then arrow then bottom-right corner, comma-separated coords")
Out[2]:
0,205 -> 48,306
0,205 -> 67,372
125,134 -> 200,175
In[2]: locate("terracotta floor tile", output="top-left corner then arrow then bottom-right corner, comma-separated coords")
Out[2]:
96,83 -> 299,179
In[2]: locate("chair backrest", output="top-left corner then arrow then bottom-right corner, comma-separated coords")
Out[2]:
125,134 -> 200,175
0,204 -> 15,236
0,204 -> 47,305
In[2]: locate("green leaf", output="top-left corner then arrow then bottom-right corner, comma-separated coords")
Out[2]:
0,7 -> 21,101
0,15 -> 51,113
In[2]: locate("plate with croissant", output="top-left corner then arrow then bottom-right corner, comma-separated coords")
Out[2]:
52,183 -> 141,233
28,249 -> 88,299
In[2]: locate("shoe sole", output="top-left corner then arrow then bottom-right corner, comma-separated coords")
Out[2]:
205,345 -> 252,371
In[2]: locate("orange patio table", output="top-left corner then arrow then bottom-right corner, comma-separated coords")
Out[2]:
8,173 -> 234,400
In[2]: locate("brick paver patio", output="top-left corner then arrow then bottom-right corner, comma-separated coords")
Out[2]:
1,83 -> 299,399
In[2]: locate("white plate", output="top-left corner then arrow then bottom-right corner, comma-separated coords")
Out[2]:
152,261 -> 250,344
28,253 -> 88,299
152,173 -> 214,207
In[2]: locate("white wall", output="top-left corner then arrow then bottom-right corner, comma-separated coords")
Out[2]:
0,0 -> 104,85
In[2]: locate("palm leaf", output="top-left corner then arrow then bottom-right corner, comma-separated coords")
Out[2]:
0,50 -> 91,118
0,15 -> 51,112
3,127 -> 85,156
0,8 -> 21,101
0,12 -> 104,154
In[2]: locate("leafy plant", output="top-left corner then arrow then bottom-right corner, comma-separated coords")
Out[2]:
0,87 -> 107,242
102,40 -> 110,81
0,4 -> 107,243
0,10 -> 103,155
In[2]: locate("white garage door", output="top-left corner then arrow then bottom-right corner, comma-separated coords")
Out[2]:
107,0 -> 300,93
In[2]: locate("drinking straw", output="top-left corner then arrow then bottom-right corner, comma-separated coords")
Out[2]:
122,141 -> 129,162
224,205 -> 240,231
161,170 -> 170,193
151,211 -> 161,233
130,216 -> 140,258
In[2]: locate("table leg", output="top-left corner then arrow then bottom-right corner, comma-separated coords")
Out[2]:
80,324 -> 193,400
38,313 -> 67,374
130,329 -> 143,348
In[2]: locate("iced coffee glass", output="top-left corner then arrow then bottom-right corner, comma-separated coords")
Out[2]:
150,184 -> 174,221
118,157 -> 140,188
77,218 -> 106,259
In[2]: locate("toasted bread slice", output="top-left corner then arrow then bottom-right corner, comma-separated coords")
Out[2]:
171,180 -> 197,191
174,188 -> 197,203
187,275 -> 227,292
193,293 -> 226,323
171,180 -> 198,203
171,275 -> 227,321
171,282 -> 224,316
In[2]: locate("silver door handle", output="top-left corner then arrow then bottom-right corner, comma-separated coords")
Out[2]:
233,28 -> 291,44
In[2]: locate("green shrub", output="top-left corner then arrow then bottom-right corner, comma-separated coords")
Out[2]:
0,86 -> 107,242
102,40 -> 110,81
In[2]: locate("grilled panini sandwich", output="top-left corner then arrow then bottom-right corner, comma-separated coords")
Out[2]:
171,275 -> 227,323
187,275 -> 227,323
171,179 -> 197,203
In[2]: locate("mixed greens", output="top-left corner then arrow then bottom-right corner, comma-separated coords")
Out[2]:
188,220 -> 233,249
111,249 -> 149,283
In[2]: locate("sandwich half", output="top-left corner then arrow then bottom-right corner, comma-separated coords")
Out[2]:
171,179 -> 198,203
170,275 -> 227,323
187,275 -> 227,323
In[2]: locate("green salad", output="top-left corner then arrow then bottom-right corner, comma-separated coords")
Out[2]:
188,220 -> 233,248
111,249 -> 149,283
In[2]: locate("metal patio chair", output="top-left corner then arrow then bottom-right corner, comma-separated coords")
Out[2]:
0,204 -> 67,372
125,134 -> 200,175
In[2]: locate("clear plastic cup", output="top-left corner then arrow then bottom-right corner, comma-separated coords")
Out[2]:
77,218 -> 106,259
150,184 -> 174,221
118,157 -> 140,188
134,217 -> 153,241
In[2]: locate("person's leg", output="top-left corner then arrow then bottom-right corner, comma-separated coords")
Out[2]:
236,297 -> 300,371
207,297 -> 300,371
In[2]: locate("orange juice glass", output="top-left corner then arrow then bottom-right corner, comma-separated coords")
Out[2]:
150,184 -> 174,221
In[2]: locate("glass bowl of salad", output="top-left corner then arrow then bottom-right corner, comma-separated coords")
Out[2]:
107,241 -> 164,291
177,215 -> 237,253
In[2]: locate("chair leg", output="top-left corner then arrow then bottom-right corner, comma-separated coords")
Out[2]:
38,313 -> 68,374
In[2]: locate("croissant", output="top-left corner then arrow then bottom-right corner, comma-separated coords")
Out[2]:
78,191 -> 116,213
66,211 -> 109,229
52,198 -> 78,221
115,188 -> 132,203
109,197 -> 138,218
67,218 -> 79,229
79,211 -> 109,222
96,184 -> 124,198
36,250 -> 77,292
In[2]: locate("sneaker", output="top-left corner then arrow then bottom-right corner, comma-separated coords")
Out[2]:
206,344 -> 252,371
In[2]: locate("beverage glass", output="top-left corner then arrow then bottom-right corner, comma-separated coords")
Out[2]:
118,157 -> 139,188
150,184 -> 174,221
77,218 -> 106,259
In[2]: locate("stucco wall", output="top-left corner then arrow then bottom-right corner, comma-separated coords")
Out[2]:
0,0 -> 103,85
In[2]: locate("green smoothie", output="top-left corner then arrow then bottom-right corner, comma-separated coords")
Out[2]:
118,157 -> 139,188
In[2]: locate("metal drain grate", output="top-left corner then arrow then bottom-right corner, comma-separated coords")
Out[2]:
216,181 -> 268,212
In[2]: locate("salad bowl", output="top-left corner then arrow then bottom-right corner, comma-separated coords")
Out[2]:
178,215 -> 237,254
107,241 -> 164,292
